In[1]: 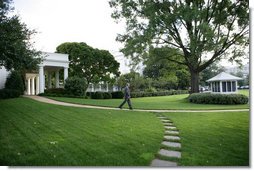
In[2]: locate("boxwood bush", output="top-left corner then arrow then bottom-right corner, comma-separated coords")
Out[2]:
0,89 -> 21,99
45,88 -> 67,95
91,92 -> 104,99
130,90 -> 189,98
111,91 -> 124,99
103,92 -> 112,99
64,76 -> 87,96
189,93 -> 248,105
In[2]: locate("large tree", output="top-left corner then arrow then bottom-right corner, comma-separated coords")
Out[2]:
143,47 -> 190,89
0,0 -> 41,71
56,42 -> 120,90
109,0 -> 249,93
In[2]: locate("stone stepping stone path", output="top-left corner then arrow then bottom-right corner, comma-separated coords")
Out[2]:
150,115 -> 182,167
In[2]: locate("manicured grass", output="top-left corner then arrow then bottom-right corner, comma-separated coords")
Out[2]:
0,98 -> 163,166
48,93 -> 249,110
163,111 -> 249,166
0,97 -> 249,166
238,89 -> 249,97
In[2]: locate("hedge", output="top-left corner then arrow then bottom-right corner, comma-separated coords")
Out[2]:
45,88 -> 67,95
188,93 -> 249,105
130,90 -> 189,98
0,89 -> 21,99
111,91 -> 124,99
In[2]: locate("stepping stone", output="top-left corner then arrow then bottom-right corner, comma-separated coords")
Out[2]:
165,130 -> 179,135
165,126 -> 177,130
164,135 -> 180,141
161,120 -> 171,123
162,141 -> 181,148
158,149 -> 181,158
150,159 -> 177,167
158,116 -> 167,119
163,123 -> 173,126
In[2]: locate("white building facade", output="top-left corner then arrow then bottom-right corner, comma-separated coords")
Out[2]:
0,52 -> 69,95
206,72 -> 243,94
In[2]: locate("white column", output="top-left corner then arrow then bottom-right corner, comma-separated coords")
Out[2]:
64,67 -> 68,82
219,81 -> 222,93
39,65 -> 44,93
36,75 -> 39,95
31,77 -> 35,95
27,78 -> 31,95
99,84 -> 102,91
48,72 -> 52,88
231,81 -> 233,92
106,82 -> 109,92
92,84 -> 94,92
55,70 -> 59,88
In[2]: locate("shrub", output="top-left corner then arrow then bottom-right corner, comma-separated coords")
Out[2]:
189,93 -> 249,105
0,89 -> 21,99
130,90 -> 189,98
5,71 -> 25,94
103,92 -> 112,99
45,88 -> 67,95
64,77 -> 87,96
91,92 -> 104,99
111,91 -> 124,99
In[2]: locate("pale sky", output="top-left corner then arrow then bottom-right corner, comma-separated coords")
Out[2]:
13,0 -> 131,74
12,0 -> 251,73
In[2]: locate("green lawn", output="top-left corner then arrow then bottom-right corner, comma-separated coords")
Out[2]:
48,93 -> 249,110
163,111 -> 249,166
0,97 -> 249,166
0,97 -> 163,166
238,89 -> 249,97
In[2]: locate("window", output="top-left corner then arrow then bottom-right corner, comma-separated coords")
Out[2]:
227,81 -> 231,92
232,81 -> 236,91
222,82 -> 227,92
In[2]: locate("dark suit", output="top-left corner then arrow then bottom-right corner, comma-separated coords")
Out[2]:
118,86 -> 133,109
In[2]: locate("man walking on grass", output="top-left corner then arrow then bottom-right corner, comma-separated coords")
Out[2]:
118,83 -> 133,110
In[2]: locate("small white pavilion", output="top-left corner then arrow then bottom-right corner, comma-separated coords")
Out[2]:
25,52 -> 69,95
206,72 -> 243,94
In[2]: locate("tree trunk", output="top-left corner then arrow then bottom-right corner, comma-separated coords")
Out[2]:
190,70 -> 200,94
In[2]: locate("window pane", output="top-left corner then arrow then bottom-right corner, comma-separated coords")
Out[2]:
232,81 -> 236,91
222,82 -> 226,92
227,81 -> 231,92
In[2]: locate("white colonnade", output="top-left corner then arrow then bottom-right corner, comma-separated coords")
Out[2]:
26,74 -> 40,95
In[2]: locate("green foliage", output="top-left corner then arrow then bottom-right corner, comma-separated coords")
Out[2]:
130,90 -> 189,98
5,70 -> 25,94
103,92 -> 112,99
111,91 -> 124,99
56,42 -> 120,90
91,92 -> 104,99
64,77 -> 87,96
143,47 -> 190,90
0,89 -> 21,99
110,0 -> 249,93
0,0 -> 41,71
44,88 -> 66,95
200,62 -> 226,86
189,93 -> 249,105
116,71 -> 149,91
